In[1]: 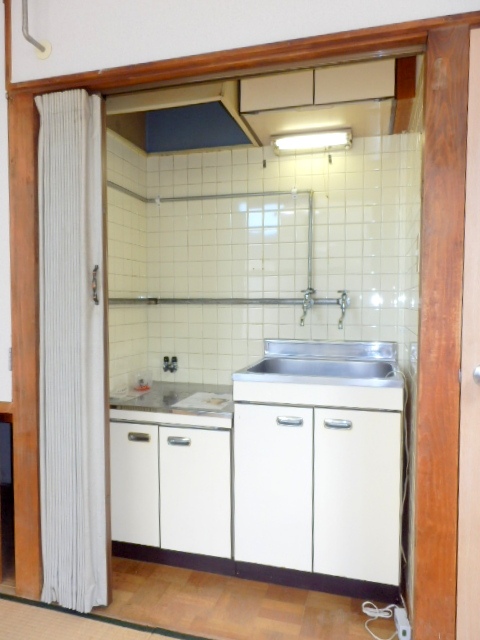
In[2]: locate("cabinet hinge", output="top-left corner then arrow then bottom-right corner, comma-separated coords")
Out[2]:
8,348 -> 12,372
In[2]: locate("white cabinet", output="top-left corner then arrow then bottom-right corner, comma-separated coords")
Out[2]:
313,408 -> 402,585
110,421 -> 160,547
234,403 -> 313,571
159,426 -> 231,558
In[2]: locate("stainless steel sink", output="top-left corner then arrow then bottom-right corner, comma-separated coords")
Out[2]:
244,358 -> 395,379
232,340 -> 403,389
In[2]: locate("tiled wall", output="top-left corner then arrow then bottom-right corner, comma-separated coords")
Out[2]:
107,131 -> 149,393
107,131 -> 422,389
144,134 -> 422,385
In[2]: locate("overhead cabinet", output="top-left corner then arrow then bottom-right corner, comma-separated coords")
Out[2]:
240,70 -> 314,112
240,59 -> 395,113
314,59 -> 395,105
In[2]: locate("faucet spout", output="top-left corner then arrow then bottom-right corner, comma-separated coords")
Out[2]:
337,291 -> 349,329
300,288 -> 316,326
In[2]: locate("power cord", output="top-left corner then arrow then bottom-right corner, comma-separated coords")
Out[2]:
362,601 -> 398,640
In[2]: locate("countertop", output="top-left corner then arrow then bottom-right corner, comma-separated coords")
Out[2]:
110,381 -> 234,419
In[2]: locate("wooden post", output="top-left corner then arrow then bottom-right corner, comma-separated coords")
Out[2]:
414,25 -> 470,639
8,92 -> 42,599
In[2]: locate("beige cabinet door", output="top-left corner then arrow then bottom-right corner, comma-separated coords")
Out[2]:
314,408 -> 402,585
234,403 -> 313,571
159,426 -> 231,558
110,422 -> 160,547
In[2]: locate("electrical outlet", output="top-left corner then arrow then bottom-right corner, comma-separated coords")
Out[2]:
394,607 -> 411,640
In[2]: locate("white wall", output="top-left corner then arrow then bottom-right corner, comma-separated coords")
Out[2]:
0,4 -> 12,402
9,0 -> 480,83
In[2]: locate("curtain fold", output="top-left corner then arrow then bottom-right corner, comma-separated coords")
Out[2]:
36,89 -> 108,613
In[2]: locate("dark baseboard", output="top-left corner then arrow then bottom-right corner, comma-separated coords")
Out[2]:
235,561 -> 400,603
112,542 -> 400,603
112,541 -> 235,576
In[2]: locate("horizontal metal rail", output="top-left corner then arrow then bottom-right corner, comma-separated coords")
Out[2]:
109,297 -> 341,306
107,180 -> 311,204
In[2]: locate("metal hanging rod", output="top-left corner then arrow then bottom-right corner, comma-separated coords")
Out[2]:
109,297 -> 342,307
107,180 -> 311,204
22,0 -> 46,53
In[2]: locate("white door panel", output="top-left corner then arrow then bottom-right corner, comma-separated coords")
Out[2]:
234,403 -> 313,572
110,422 -> 160,547
314,408 -> 401,585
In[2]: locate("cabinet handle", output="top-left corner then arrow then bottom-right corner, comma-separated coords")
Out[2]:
276,416 -> 303,427
128,432 -> 151,442
167,436 -> 191,446
324,419 -> 352,430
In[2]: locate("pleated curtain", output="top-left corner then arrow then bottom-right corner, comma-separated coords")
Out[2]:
36,89 -> 108,613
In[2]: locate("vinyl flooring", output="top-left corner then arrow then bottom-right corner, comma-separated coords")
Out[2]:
95,557 -> 397,640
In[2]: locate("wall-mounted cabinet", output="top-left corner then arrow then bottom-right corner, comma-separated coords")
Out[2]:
314,59 -> 395,105
240,70 -> 314,112
240,59 -> 395,113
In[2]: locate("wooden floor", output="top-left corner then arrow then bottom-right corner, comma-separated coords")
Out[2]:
95,557 -> 396,640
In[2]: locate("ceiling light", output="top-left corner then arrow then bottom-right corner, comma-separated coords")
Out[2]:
271,129 -> 352,155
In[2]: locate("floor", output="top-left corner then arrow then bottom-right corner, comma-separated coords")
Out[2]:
95,557 -> 397,640
0,597 -> 167,639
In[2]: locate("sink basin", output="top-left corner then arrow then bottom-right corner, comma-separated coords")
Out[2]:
233,341 -> 404,408
244,358 -> 395,380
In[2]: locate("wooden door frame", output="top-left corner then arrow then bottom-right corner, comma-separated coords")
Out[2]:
5,5 -> 476,637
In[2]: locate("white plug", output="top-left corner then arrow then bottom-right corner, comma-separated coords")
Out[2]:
394,607 -> 411,640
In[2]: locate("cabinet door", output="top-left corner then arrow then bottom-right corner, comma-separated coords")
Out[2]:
234,403 -> 313,571
159,427 -> 231,558
314,408 -> 402,585
110,422 -> 159,547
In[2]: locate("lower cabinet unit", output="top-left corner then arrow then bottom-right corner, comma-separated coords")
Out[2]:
110,421 -> 160,547
159,426 -> 231,558
313,407 -> 402,585
234,403 -> 313,571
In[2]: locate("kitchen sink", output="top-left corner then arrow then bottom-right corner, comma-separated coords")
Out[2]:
232,340 -> 403,391
243,357 -> 395,380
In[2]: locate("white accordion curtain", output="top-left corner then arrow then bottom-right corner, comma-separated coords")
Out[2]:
36,89 -> 108,612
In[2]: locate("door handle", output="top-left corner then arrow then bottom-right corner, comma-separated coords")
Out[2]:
92,265 -> 99,305
167,436 -> 191,446
276,416 -> 303,427
324,419 -> 352,430
128,432 -> 151,442
473,366 -> 480,385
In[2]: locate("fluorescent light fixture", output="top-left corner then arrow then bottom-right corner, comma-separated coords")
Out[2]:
271,129 -> 352,155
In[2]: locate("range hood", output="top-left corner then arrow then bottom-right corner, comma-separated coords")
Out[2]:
106,81 -> 259,153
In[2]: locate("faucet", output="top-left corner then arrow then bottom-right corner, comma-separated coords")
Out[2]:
337,291 -> 349,329
163,356 -> 178,373
300,288 -> 316,326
